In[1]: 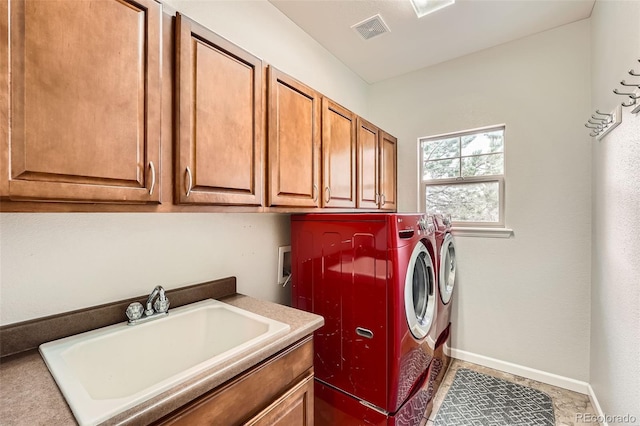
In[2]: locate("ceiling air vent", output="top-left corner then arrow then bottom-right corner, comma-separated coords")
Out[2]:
351,14 -> 390,41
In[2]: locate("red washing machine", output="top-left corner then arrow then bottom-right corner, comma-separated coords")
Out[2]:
291,213 -> 440,426
430,213 -> 457,398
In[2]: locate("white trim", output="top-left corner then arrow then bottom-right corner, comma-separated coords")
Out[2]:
587,384 -> 609,426
418,125 -> 506,226
416,140 -> 423,211
418,123 -> 507,142
444,341 -> 452,356
451,227 -> 513,238
449,347 -> 590,394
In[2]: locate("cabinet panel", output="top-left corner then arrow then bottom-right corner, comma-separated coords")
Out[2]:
0,0 -> 8,197
175,14 -> 263,205
245,373 -> 313,426
322,98 -> 356,208
357,117 -> 379,209
379,130 -> 397,211
156,337 -> 314,426
5,0 -> 161,202
267,67 -> 320,207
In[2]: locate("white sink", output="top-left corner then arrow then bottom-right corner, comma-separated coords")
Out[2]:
39,299 -> 290,426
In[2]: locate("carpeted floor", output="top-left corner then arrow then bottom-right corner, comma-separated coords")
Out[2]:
433,368 -> 555,426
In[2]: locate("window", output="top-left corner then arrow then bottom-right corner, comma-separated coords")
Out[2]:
419,126 -> 505,227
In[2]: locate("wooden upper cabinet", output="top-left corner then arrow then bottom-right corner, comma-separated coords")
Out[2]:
267,67 -> 321,207
174,14 -> 263,206
0,0 -> 7,198
321,98 -> 357,208
379,130 -> 397,211
357,117 -> 380,209
2,0 -> 162,203
356,118 -> 397,210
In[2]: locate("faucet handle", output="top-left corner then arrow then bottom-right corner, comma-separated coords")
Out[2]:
126,302 -> 144,321
154,294 -> 170,313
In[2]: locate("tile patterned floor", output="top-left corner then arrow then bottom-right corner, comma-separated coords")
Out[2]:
426,359 -> 600,426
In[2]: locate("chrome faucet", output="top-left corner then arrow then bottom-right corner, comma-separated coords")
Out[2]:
126,285 -> 170,325
145,285 -> 169,316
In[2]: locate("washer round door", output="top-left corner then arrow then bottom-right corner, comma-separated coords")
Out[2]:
404,241 -> 436,339
439,233 -> 456,304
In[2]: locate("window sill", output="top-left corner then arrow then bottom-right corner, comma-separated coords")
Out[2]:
451,227 -> 513,238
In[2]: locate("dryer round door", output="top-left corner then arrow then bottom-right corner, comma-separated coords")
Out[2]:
439,233 -> 456,304
404,241 -> 436,339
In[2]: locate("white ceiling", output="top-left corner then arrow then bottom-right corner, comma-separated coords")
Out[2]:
269,0 -> 595,83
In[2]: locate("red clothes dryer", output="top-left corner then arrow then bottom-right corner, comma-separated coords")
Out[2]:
432,213 -> 456,344
430,214 -> 457,401
291,213 -> 439,425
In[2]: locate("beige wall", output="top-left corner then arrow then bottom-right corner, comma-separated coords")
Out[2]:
369,20 -> 593,382
0,0 -> 369,325
0,214 -> 292,322
589,0 -> 640,421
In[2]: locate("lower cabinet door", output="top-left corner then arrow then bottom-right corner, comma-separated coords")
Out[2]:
245,373 -> 314,426
153,337 -> 313,426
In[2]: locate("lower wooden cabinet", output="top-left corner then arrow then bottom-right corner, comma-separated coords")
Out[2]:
154,336 -> 314,426
245,373 -> 313,426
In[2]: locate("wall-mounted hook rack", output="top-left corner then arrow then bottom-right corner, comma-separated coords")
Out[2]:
598,105 -> 622,140
618,61 -> 640,113
585,59 -> 639,139
630,62 -> 640,114
585,105 -> 622,140
620,80 -> 640,88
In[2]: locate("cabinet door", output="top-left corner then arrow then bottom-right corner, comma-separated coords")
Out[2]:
357,117 -> 379,209
4,0 -> 161,203
245,374 -> 313,426
154,337 -> 314,426
175,14 -> 263,206
321,98 -> 356,208
0,0 -> 7,197
379,130 -> 397,211
267,67 -> 321,207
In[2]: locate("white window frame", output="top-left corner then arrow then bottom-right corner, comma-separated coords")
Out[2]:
418,125 -> 508,231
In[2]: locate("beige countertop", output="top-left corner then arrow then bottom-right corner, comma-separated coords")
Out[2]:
0,294 -> 324,426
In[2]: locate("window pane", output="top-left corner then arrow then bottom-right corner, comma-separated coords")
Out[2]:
424,158 -> 460,180
426,181 -> 500,223
423,137 -> 459,160
462,153 -> 504,177
461,130 -> 503,156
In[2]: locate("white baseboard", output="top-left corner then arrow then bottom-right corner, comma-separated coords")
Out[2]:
449,347 -> 590,394
587,384 -> 608,426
